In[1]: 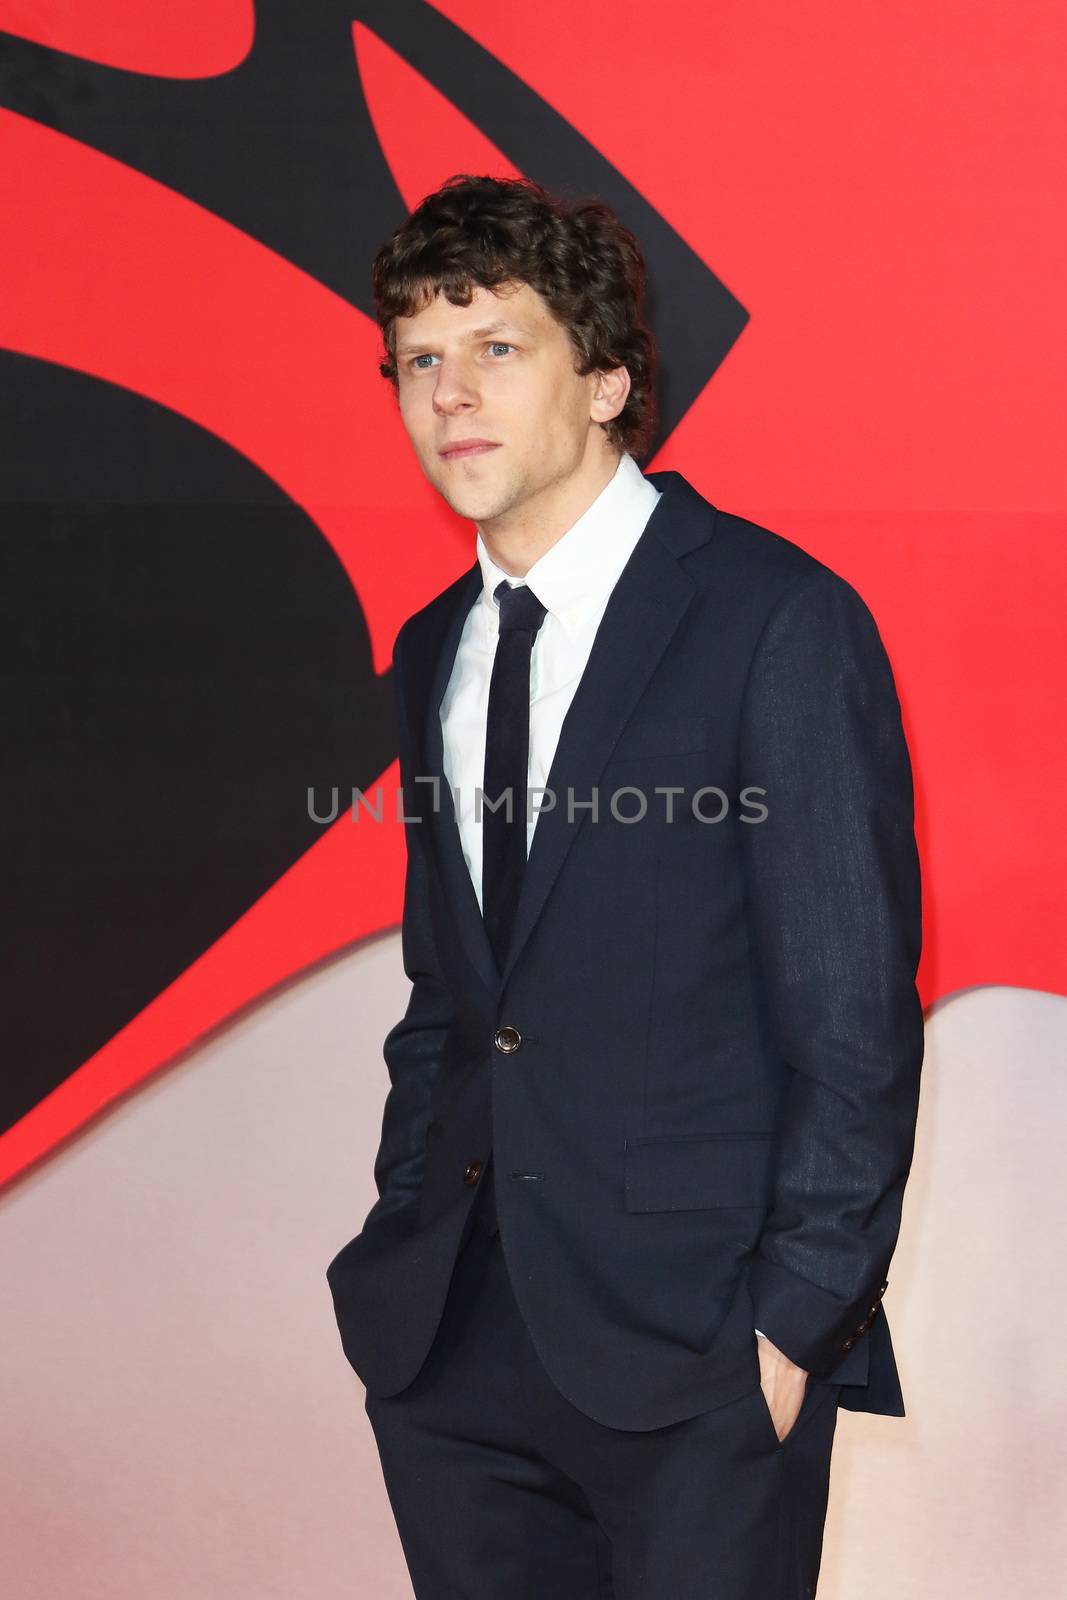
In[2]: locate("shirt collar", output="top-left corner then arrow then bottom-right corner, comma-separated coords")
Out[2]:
474,451 -> 661,644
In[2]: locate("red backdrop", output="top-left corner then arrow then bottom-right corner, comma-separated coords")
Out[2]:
0,0 -> 1063,1187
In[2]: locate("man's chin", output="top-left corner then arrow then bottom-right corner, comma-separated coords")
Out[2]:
434,479 -> 507,523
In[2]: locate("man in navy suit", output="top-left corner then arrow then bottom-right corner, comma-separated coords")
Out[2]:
328,175 -> 924,1598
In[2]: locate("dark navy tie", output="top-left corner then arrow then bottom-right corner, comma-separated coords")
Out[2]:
481,578 -> 549,974
473,578 -> 548,1240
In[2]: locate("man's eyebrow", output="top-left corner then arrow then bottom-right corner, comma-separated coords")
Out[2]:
395,320 -> 531,357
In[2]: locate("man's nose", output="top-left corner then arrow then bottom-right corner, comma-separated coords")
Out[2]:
432,361 -> 481,413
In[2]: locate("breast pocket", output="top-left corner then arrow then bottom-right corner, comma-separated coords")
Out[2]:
623,1132 -> 775,1212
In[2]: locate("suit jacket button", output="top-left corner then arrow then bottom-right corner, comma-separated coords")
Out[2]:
463,1160 -> 483,1186
494,1026 -> 522,1053
841,1336 -> 856,1352
879,1280 -> 889,1295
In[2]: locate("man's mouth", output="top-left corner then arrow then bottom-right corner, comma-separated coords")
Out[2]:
439,441 -> 501,461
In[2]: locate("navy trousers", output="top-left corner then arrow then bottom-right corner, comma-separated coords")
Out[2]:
364,1177 -> 842,1599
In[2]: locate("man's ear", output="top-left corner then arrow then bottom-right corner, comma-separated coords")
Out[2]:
591,362 -> 631,425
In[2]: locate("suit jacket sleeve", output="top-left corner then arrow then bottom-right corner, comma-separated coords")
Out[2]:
738,568 -> 925,1377
358,621 -> 454,1241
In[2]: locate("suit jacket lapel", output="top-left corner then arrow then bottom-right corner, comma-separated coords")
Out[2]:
411,561 -> 500,999
498,516 -> 696,988
406,470 -> 709,997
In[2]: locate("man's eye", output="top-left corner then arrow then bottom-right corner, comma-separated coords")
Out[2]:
407,342 -> 515,371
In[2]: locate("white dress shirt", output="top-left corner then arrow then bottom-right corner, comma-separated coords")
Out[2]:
439,449 -> 660,908
438,449 -> 770,1345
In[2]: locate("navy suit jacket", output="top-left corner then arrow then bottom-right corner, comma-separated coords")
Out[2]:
327,467 -> 925,1431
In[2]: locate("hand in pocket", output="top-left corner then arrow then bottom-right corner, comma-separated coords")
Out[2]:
755,1332 -> 808,1444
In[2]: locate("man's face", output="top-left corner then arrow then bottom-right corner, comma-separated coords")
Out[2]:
393,279 -> 613,533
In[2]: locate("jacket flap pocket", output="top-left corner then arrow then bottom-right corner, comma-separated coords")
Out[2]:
605,713 -> 712,763
624,1132 -> 774,1212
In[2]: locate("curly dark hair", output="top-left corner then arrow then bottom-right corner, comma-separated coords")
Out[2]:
371,174 -> 657,461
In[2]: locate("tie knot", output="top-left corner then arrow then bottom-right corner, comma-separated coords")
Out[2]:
494,578 -> 548,635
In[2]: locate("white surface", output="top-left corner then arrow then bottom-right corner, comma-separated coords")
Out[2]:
1,950 -> 1063,1598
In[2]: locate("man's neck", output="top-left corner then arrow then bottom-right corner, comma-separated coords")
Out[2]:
478,449 -> 624,578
